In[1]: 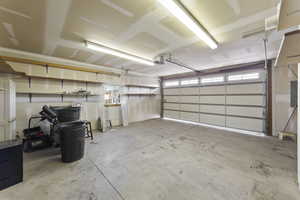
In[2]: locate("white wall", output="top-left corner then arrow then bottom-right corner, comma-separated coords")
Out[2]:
15,94 -> 105,137
126,95 -> 160,123
121,83 -> 161,124
273,63 -> 298,136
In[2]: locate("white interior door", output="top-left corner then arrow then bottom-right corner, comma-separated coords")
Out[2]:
0,79 -> 16,141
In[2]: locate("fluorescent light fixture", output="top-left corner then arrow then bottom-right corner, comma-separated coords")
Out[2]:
201,76 -> 224,83
86,41 -> 154,66
158,0 -> 218,49
228,73 -> 259,81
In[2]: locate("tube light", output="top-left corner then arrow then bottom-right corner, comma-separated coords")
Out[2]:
158,0 -> 218,49
85,41 -> 154,66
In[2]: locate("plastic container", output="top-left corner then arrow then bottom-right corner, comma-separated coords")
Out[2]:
58,121 -> 85,163
50,106 -> 81,122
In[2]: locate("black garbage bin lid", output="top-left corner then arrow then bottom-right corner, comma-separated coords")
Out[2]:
57,120 -> 85,129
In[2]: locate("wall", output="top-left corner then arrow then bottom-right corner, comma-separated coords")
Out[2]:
0,59 -> 160,136
15,90 -> 104,137
273,63 -> 298,136
121,81 -> 161,124
11,73 -> 160,136
126,95 -> 160,123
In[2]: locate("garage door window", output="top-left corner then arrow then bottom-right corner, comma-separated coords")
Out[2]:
201,76 -> 224,84
181,79 -> 199,86
165,81 -> 179,87
228,73 -> 259,81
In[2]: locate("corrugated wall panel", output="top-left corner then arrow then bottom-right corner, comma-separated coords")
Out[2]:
165,110 -> 180,119
200,105 -> 225,114
179,87 -> 199,95
226,117 -> 264,132
180,112 -> 199,122
179,96 -> 199,103
200,96 -> 225,104
164,96 -> 179,102
226,96 -> 264,106
200,114 -> 225,126
227,106 -> 264,118
200,86 -> 225,94
164,88 -> 179,95
164,103 -> 180,110
180,104 -> 199,112
226,83 -> 264,94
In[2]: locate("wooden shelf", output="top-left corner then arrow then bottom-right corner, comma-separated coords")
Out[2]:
125,84 -> 159,89
16,91 -> 99,96
105,104 -> 121,107
122,93 -> 157,96
27,74 -> 104,84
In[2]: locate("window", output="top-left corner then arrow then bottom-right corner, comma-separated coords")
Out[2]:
228,73 -> 259,81
181,79 -> 199,85
201,76 -> 224,84
104,85 -> 120,104
165,81 -> 179,87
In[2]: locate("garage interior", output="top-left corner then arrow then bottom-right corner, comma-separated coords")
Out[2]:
0,0 -> 300,199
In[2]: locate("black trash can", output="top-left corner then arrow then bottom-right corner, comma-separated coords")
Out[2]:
50,106 -> 81,122
58,121 -> 85,163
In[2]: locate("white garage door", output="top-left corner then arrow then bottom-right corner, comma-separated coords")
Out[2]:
163,69 -> 266,133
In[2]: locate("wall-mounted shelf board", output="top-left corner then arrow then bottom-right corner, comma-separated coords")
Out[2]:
16,91 -> 99,96
105,104 -> 121,107
27,74 -> 104,84
125,84 -> 159,89
122,93 -> 157,96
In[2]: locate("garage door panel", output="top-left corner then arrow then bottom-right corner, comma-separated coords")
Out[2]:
200,86 -> 225,94
164,110 -> 180,119
164,103 -> 180,110
200,105 -> 225,114
164,96 -> 179,102
200,96 -> 225,104
226,117 -> 264,132
227,106 -> 264,118
226,83 -> 265,94
226,96 -> 264,106
164,88 -> 179,95
180,104 -> 199,112
179,87 -> 199,95
200,114 -> 225,126
179,96 -> 199,103
163,70 -> 266,133
180,112 -> 199,122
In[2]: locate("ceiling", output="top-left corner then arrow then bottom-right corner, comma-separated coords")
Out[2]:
0,0 -> 284,76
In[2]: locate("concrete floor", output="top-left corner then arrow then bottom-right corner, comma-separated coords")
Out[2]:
0,119 -> 299,200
